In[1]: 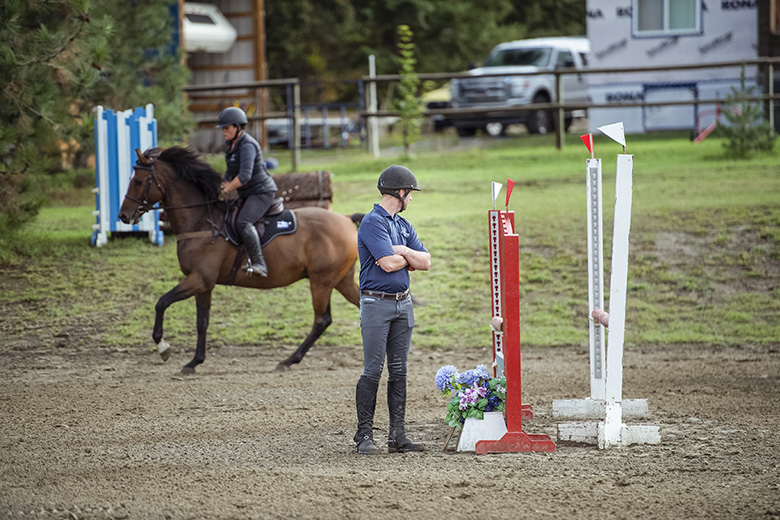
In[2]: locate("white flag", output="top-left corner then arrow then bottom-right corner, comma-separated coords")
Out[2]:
491,182 -> 502,209
597,122 -> 626,147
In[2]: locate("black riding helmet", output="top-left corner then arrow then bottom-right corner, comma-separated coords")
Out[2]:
216,106 -> 248,128
377,165 -> 420,212
377,165 -> 421,193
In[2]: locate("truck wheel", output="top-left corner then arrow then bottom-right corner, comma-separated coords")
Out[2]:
485,122 -> 506,137
456,127 -> 477,137
527,94 -> 552,135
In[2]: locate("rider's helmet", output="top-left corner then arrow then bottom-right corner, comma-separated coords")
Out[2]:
216,106 -> 248,128
377,165 -> 421,195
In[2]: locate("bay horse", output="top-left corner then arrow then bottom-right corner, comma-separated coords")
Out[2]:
117,146 -> 361,374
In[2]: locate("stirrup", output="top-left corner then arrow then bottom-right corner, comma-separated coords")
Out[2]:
242,262 -> 268,277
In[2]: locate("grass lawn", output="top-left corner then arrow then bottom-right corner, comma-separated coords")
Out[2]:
1,131 -> 778,356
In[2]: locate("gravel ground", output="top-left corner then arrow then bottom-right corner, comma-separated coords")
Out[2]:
1,336 -> 779,520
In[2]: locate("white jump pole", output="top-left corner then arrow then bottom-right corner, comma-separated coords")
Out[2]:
600,152 -> 633,448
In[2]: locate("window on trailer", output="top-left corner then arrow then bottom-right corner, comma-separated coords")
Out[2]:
633,0 -> 700,36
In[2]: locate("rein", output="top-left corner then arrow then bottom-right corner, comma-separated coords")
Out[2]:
125,159 -> 220,214
126,156 -> 223,243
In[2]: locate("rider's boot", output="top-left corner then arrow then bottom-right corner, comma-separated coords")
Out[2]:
387,378 -> 423,453
354,376 -> 379,455
239,223 -> 268,277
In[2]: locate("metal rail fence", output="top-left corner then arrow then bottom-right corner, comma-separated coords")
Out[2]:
184,57 -> 780,169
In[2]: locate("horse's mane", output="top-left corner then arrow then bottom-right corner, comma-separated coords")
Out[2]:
151,146 -> 222,200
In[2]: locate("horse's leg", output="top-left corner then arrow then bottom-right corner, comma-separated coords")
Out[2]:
181,290 -> 212,375
152,274 -> 210,363
152,287 -> 189,361
334,264 -> 360,308
276,283 -> 334,371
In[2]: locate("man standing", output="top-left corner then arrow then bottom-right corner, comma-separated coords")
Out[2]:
354,165 -> 431,455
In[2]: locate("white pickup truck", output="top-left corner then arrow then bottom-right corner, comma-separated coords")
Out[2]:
449,37 -> 590,136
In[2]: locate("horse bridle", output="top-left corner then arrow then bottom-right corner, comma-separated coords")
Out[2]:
123,153 -> 222,240
124,157 -> 165,217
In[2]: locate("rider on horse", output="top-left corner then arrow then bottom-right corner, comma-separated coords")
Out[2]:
217,106 -> 277,277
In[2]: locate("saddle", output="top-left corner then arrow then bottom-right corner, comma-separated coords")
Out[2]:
223,197 -> 298,247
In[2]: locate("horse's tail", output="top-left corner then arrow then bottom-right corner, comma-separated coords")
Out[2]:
348,213 -> 365,227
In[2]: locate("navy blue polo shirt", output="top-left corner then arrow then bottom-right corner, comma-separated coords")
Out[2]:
358,203 -> 427,293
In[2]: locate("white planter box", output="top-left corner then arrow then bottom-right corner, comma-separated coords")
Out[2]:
457,411 -> 507,452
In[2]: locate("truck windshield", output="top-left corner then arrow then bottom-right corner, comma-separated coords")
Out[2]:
483,47 -> 552,67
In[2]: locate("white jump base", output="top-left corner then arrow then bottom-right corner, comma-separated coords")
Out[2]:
552,398 -> 649,420
557,421 -> 660,448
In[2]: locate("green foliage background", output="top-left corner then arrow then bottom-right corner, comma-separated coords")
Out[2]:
264,0 -> 586,102
265,0 -> 585,80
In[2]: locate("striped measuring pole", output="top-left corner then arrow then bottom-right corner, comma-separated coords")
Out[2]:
586,157 -> 606,400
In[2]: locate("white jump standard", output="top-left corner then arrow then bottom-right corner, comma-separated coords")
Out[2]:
554,123 -> 660,448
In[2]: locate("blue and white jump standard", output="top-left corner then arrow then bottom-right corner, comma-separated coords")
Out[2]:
91,103 -> 163,248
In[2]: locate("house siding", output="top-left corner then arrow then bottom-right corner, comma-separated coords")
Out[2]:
586,1 -> 758,133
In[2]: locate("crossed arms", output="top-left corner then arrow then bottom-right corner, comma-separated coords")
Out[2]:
377,245 -> 431,273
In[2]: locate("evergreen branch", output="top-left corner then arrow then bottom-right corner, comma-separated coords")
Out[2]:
26,106 -> 57,127
15,14 -> 89,68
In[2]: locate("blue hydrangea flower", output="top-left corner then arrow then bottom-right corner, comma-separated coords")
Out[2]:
457,370 -> 478,387
435,365 -> 460,393
474,364 -> 490,381
458,364 -> 491,387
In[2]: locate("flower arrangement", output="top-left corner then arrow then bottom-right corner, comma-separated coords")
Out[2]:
435,364 -> 507,429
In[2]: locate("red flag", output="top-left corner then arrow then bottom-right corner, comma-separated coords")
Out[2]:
580,133 -> 594,158
505,179 -> 515,208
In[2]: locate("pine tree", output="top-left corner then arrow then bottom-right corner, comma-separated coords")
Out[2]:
0,0 -> 190,234
1,0 -> 98,231
717,65 -> 777,158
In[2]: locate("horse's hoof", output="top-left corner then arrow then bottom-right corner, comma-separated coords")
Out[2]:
158,340 -> 171,362
180,366 -> 196,376
274,362 -> 291,372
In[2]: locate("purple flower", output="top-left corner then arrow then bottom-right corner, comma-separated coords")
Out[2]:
457,384 -> 487,410
441,368 -> 507,429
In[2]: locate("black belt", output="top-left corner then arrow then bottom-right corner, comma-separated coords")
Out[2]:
360,289 -> 410,301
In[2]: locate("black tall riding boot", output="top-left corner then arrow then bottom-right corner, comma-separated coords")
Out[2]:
239,223 -> 268,277
354,376 -> 379,455
387,378 -> 423,453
